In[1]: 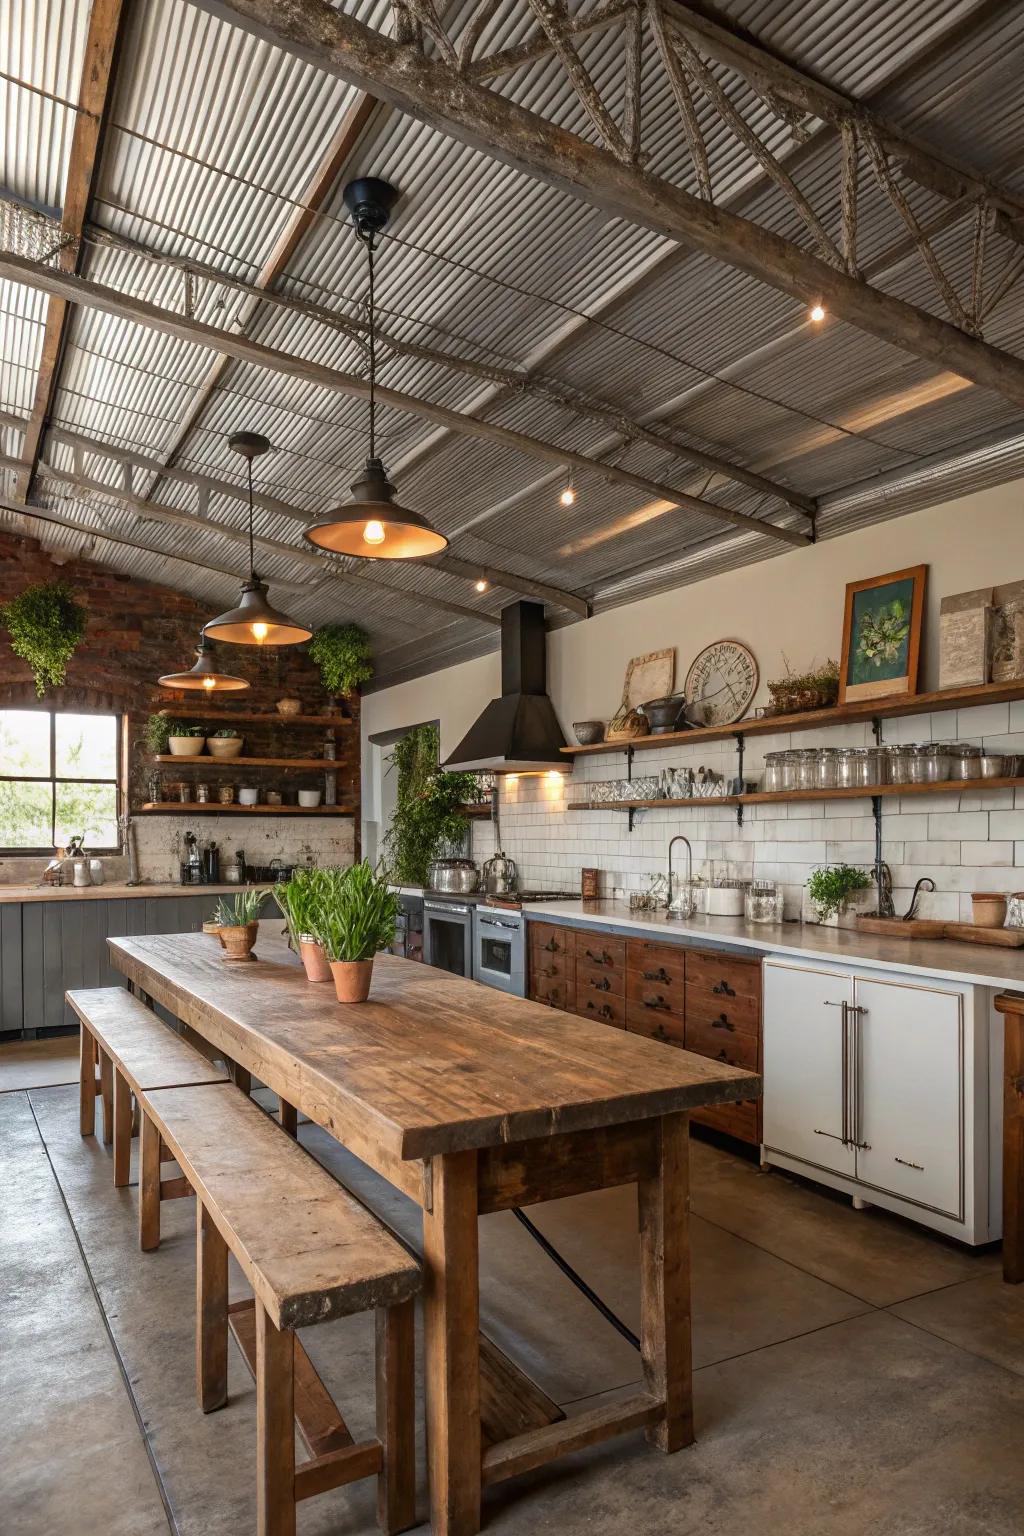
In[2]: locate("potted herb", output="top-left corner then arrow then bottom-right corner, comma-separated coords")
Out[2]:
308,623 -> 373,704
766,659 -> 840,715
310,861 -> 400,1003
167,723 -> 207,757
0,580 -> 86,696
206,727 -> 244,760
804,864 -> 874,928
212,889 -> 267,960
275,866 -> 332,982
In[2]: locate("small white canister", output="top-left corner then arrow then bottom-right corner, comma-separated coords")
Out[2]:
89,858 -> 105,885
73,860 -> 92,888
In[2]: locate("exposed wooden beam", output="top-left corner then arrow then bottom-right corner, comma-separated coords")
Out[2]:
14,0 -> 127,502
143,89 -> 379,500
0,251 -> 809,547
0,408 -> 590,617
193,0 -> 1024,410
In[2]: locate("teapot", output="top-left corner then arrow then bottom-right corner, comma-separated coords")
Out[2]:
482,850 -> 518,896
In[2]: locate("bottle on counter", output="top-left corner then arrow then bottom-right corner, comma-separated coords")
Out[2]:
203,841 -> 220,883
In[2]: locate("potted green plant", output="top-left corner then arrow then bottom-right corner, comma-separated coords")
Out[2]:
382,723 -> 484,885
804,864 -> 874,928
212,889 -> 267,960
0,580 -> 86,696
310,861 -> 400,1003
307,623 -> 373,705
145,715 -> 175,755
206,727 -> 244,760
167,723 -> 207,757
275,866 -> 332,982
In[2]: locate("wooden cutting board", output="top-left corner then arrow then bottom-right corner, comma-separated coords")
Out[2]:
855,916 -> 947,939
943,923 -> 1024,948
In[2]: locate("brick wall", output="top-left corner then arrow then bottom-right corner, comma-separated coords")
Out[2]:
0,531 -> 359,878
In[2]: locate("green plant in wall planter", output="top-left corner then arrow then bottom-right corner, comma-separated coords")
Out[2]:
145,715 -> 175,754
381,723 -> 484,886
0,581 -> 86,696
307,623 -> 373,702
805,864 -> 874,927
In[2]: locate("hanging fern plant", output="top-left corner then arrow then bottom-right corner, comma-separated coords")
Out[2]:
0,580 -> 86,697
308,623 -> 373,699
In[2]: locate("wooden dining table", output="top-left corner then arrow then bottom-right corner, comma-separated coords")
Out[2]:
108,930 -> 760,1536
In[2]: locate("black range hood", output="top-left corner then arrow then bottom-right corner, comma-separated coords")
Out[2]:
443,601 -> 569,774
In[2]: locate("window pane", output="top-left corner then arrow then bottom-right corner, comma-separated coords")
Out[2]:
0,781 -> 52,848
55,782 -> 118,849
0,711 -> 50,776
55,713 -> 117,779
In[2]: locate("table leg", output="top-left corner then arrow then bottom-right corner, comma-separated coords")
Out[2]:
422,1149 -> 481,1536
255,1299 -> 295,1536
1004,1008 -> 1024,1284
639,1111 -> 693,1452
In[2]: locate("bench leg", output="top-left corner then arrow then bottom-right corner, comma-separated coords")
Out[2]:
99,1049 -> 114,1146
113,1069 -> 132,1188
280,1099 -> 298,1139
197,1204 -> 229,1412
139,1111 -> 161,1252
639,1111 -> 693,1453
79,1026 -> 96,1137
376,1298 -> 416,1535
255,1300 -> 295,1536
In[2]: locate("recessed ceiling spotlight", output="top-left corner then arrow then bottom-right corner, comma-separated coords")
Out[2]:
809,302 -> 826,323
560,472 -> 576,507
474,578 -> 488,592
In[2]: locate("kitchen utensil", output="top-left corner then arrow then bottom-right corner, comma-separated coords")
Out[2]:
482,850 -> 517,895
856,915 -> 947,938
945,922 -> 1024,947
238,786 -> 258,806
745,881 -> 782,923
972,891 -> 1007,927
572,720 -> 605,745
903,876 -> 935,920
979,753 -> 1008,778
298,788 -> 322,808
947,744 -> 982,779
195,782 -> 210,803
639,695 -> 688,734
427,858 -> 480,894
705,886 -> 745,916
177,781 -> 192,803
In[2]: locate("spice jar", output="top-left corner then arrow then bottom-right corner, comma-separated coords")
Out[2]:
947,743 -> 982,780
177,781 -> 192,803
880,744 -> 909,785
745,881 -> 783,923
195,781 -> 210,804
779,750 -> 799,791
837,748 -> 871,788
217,784 -> 236,805
814,747 -> 839,789
763,752 -> 784,794
794,748 -> 818,791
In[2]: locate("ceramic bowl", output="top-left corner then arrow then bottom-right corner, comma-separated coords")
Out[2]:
573,720 -> 605,745
206,736 -> 243,759
298,789 -> 322,808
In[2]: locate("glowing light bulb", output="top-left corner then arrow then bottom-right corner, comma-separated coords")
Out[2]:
251,621 -> 269,643
560,485 -> 576,507
506,774 -> 519,786
809,302 -> 826,323
202,676 -> 216,690
475,579 -> 488,593
363,519 -> 386,546
546,770 -> 562,782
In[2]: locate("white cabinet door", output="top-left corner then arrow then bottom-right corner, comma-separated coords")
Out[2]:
853,976 -> 963,1219
763,962 -> 856,1177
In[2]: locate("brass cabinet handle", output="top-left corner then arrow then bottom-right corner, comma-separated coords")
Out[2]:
712,979 -> 736,997
711,1013 -> 734,1031
642,967 -> 670,983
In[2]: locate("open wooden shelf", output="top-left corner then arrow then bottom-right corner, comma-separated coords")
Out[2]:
138,803 -> 354,816
565,777 -> 1024,813
463,803 -> 492,818
153,755 -> 338,770
568,796 -> 739,812
155,707 -> 351,727
560,679 -> 1024,757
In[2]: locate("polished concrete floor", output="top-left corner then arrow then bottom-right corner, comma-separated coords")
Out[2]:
3,1038 -> 1024,1535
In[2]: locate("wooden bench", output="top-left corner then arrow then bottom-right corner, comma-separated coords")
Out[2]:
67,987 -> 227,1206
140,1081 -> 422,1536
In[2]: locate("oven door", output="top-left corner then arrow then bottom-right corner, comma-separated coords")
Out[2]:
473,910 -> 525,996
423,901 -> 473,977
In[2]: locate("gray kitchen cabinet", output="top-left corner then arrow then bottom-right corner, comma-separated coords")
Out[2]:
0,904 -> 24,1035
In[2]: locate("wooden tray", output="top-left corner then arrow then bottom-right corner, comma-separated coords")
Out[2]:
943,923 -> 1024,948
856,916 -> 947,939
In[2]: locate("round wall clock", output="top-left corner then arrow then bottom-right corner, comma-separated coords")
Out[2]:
684,640 -> 759,727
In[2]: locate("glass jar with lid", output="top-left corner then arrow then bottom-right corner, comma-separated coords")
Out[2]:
779,750 -> 799,792
864,747 -> 885,785
814,747 -> 839,789
794,747 -> 818,790
837,747 -> 872,788
947,743 -> 982,780
880,743 -> 908,785
745,880 -> 783,923
762,751 -> 785,794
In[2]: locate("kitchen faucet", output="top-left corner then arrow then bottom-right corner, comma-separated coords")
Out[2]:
666,835 -> 693,919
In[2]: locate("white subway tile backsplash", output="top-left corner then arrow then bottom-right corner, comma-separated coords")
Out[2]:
957,702 -> 1010,736
927,811 -> 990,840
960,841 -> 1014,866
991,810 -> 1024,839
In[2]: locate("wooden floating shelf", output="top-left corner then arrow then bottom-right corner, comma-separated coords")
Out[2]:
561,679 -> 1024,757
463,804 -> 492,818
566,777 -> 1024,812
153,755 -> 338,770
138,803 -> 354,816
155,707 -> 351,727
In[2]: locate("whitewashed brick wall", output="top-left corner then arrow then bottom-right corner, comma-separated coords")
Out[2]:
470,699 -> 1024,921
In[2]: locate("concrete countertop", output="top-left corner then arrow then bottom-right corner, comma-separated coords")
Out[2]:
524,899 -> 1024,993
0,881 -> 274,904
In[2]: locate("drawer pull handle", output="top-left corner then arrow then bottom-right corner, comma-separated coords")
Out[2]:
585,948 -> 612,966
894,1156 -> 924,1171
711,1013 -> 734,1031
716,1048 -> 729,1062
589,976 -> 611,992
712,979 -> 736,997
539,966 -> 556,978
643,996 -> 670,1011
642,967 -> 670,983
587,1001 -> 614,1021
544,939 -> 559,952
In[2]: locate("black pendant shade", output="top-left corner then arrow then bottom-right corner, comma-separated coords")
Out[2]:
158,635 -> 249,692
204,432 -> 311,646
305,457 -> 448,559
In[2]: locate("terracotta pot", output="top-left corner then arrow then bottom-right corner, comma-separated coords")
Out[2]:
330,958 -> 374,1003
972,892 -> 1008,928
202,921 -> 222,939
299,937 -> 332,983
220,923 -> 257,961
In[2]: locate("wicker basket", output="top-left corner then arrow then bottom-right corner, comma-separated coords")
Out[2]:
605,705 -> 649,742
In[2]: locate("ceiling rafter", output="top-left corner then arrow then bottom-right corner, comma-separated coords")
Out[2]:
14,0 -> 128,504
0,249 -> 810,548
188,0 -> 1024,411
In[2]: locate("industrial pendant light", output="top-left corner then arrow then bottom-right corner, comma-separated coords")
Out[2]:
158,633 -> 249,692
304,179 -> 448,560
205,433 -> 312,646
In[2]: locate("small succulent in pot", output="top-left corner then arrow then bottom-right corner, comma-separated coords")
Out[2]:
167,722 -> 207,756
206,727 -> 244,759
309,861 -> 400,1003
275,866 -> 333,982
212,889 -> 268,960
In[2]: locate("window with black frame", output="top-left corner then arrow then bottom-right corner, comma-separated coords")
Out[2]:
0,710 -> 121,854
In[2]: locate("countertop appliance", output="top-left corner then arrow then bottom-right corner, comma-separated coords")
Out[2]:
472,905 -> 525,995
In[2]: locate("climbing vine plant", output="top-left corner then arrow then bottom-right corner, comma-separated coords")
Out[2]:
381,723 -> 483,885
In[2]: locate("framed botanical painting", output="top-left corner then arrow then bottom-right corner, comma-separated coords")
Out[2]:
839,565 -> 927,704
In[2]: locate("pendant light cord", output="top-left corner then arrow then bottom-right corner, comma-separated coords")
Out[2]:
358,221 -> 377,462
247,456 -> 255,579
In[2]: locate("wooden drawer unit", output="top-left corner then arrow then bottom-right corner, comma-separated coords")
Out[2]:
692,1099 -> 761,1144
626,1008 -> 685,1046
577,962 -> 624,1001
530,973 -> 575,1011
625,967 -> 683,1018
686,951 -> 760,1006
530,922 -> 574,959
574,932 -> 626,975
684,1014 -> 759,1071
528,947 -> 575,988
626,939 -> 686,990
576,990 -> 626,1029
